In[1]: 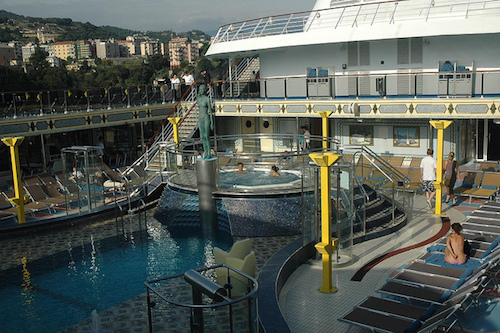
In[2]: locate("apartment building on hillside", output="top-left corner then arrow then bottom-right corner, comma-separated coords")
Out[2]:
0,44 -> 16,66
168,37 -> 199,68
52,41 -> 77,61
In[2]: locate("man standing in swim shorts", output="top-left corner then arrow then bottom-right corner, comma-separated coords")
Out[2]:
420,148 -> 437,209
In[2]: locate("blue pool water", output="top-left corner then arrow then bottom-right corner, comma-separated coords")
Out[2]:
220,169 -> 300,187
0,222 -> 233,333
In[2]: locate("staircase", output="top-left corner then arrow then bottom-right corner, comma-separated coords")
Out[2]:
333,147 -> 410,243
225,57 -> 260,98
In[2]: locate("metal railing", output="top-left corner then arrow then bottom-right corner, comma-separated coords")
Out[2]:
214,69 -> 500,100
0,84 -> 176,118
145,265 -> 258,333
213,0 -> 500,44
351,145 -> 410,234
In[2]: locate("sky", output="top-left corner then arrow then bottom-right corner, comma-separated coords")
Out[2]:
0,0 -> 315,35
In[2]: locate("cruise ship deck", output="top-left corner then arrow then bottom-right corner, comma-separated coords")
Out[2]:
1,185 -> 497,332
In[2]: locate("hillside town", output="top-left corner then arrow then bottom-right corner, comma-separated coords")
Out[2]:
0,13 -> 211,71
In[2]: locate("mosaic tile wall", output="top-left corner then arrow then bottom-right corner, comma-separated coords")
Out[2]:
223,197 -> 303,237
153,188 -> 188,226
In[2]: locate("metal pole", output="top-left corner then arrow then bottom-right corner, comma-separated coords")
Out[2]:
430,120 -> 452,215
146,289 -> 154,333
13,93 -> 17,118
309,152 -> 340,293
40,134 -> 47,173
318,111 -> 333,150
196,158 -> 219,230
2,137 -> 26,224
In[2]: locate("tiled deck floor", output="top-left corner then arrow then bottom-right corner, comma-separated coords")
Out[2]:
279,194 -> 488,333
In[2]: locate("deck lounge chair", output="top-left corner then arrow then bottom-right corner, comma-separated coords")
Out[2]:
479,161 -> 498,172
389,270 -> 460,291
357,291 -> 474,327
378,275 -> 484,306
354,156 -> 372,181
467,172 -> 500,203
38,172 -> 59,185
339,295 -> 465,333
388,156 -> 404,168
410,157 -> 422,169
365,168 -> 389,188
0,192 -> 52,216
404,168 -> 422,195
379,167 -> 409,190
25,184 -> 67,206
404,262 -> 466,279
44,184 -> 78,202
341,154 -> 354,164
23,176 -> 41,185
357,296 -> 428,321
469,211 -> 500,222
483,201 -> 500,209
456,171 -> 483,198
462,221 -> 500,236
476,205 -> 500,216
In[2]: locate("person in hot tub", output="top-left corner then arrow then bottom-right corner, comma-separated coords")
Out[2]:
444,223 -> 467,265
271,165 -> 281,177
235,162 -> 248,173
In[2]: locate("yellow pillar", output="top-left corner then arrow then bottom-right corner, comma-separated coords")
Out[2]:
168,117 -> 182,145
309,152 -> 340,293
2,137 -> 28,224
430,120 -> 452,215
317,111 -> 333,150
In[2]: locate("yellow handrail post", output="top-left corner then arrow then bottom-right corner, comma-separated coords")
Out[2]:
2,137 -> 28,224
430,120 -> 452,215
168,117 -> 182,146
317,111 -> 333,150
309,152 -> 340,293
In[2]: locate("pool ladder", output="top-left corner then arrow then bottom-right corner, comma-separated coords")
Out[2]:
114,198 -> 147,238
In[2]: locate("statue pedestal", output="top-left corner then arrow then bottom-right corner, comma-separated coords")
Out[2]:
196,158 -> 219,230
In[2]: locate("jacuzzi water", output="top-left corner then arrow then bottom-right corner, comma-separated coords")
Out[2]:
0,220 -> 233,333
219,169 -> 301,188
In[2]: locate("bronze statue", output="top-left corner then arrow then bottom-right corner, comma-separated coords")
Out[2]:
197,85 -> 213,159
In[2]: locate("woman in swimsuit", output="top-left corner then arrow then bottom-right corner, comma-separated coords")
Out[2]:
444,223 -> 467,265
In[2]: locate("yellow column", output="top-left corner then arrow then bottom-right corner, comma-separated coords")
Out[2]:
168,117 -> 182,145
2,137 -> 28,224
317,111 -> 333,150
309,152 -> 340,293
430,120 -> 452,215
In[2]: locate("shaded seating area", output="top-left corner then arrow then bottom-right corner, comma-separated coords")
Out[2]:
339,201 -> 500,332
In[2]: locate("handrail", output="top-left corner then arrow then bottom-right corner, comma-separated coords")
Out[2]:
144,83 -> 196,150
212,0 -> 500,44
350,145 -> 410,232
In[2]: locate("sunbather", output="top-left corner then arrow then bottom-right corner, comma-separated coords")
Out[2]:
445,223 -> 467,265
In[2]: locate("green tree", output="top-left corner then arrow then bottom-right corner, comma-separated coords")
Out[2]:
42,67 -> 72,89
147,54 -> 169,71
29,46 -> 49,71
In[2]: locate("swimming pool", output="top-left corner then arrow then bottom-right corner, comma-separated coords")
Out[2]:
0,218 -> 233,333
